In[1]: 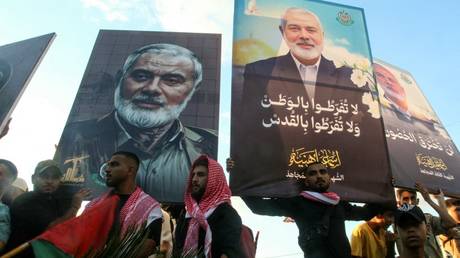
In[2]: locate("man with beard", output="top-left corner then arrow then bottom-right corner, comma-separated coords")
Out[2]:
230,160 -> 381,258
230,7 -> 391,200
57,44 -> 217,202
82,151 -> 163,257
5,160 -> 90,257
373,62 -> 438,125
174,155 -> 243,258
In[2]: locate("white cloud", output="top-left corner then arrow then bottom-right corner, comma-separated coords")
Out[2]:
335,37 -> 350,46
80,0 -> 132,22
322,39 -> 371,70
151,0 -> 232,34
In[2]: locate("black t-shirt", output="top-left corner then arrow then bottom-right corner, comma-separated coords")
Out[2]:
173,203 -> 244,258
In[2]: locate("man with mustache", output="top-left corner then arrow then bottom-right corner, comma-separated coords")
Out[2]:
5,160 -> 90,257
231,7 -> 390,201
174,155 -> 243,258
373,62 -> 438,124
57,43 -> 217,202
230,160 -> 382,258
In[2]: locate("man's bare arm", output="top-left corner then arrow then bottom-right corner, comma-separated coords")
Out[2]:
415,182 -> 456,229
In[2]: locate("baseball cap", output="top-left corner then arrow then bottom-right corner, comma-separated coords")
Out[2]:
395,204 -> 425,227
34,160 -> 62,176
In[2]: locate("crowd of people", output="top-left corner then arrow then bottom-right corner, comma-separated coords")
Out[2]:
0,144 -> 458,257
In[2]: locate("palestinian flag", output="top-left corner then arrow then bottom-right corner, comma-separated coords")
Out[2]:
30,195 -> 118,257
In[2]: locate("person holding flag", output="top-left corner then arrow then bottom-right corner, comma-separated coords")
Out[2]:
4,151 -> 163,258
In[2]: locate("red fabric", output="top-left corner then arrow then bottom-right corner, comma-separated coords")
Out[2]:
240,225 -> 257,258
87,187 -> 161,236
36,194 -> 119,257
299,190 -> 340,205
183,155 -> 231,257
119,187 -> 161,235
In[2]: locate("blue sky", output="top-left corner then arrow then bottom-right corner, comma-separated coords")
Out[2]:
0,0 -> 459,257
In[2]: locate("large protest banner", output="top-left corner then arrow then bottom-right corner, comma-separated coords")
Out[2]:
0,33 -> 55,133
55,30 -> 221,203
374,59 -> 460,197
230,0 -> 394,203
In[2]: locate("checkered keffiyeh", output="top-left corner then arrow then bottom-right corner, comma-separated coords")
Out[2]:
183,155 -> 231,258
300,190 -> 340,205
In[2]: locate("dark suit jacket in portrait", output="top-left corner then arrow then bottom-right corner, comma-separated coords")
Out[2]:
231,53 -> 394,203
56,111 -> 217,203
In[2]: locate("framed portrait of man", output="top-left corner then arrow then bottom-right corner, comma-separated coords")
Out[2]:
55,30 -> 221,203
230,0 -> 393,203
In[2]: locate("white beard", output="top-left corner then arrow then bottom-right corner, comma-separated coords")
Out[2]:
286,40 -> 323,62
114,85 -> 194,129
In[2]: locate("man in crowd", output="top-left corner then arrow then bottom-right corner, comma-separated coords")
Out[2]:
350,207 -> 396,258
5,160 -> 90,256
57,43 -> 217,202
439,198 -> 460,257
0,159 -> 18,251
395,185 -> 456,258
86,151 -> 163,257
394,204 -> 427,258
174,155 -> 243,257
228,159 -> 382,258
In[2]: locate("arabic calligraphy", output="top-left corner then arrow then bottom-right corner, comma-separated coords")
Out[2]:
288,148 -> 341,169
386,128 -> 456,156
261,94 -> 361,137
285,170 -> 345,182
415,154 -> 448,171
420,169 -> 455,181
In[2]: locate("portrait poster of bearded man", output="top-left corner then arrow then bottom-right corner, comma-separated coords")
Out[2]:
55,30 -> 221,203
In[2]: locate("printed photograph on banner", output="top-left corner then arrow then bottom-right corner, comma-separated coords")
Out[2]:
230,0 -> 393,203
55,30 -> 221,203
374,59 -> 460,197
0,33 -> 55,134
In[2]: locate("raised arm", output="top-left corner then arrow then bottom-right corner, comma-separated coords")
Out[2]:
415,182 -> 456,231
227,158 -> 290,217
342,201 -> 376,221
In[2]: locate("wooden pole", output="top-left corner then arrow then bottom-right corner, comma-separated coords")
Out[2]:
0,242 -> 30,258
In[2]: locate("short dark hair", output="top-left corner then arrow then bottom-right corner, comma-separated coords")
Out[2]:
445,198 -> 460,208
192,156 -> 208,169
112,151 -> 140,169
396,188 -> 416,199
0,159 -> 18,180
